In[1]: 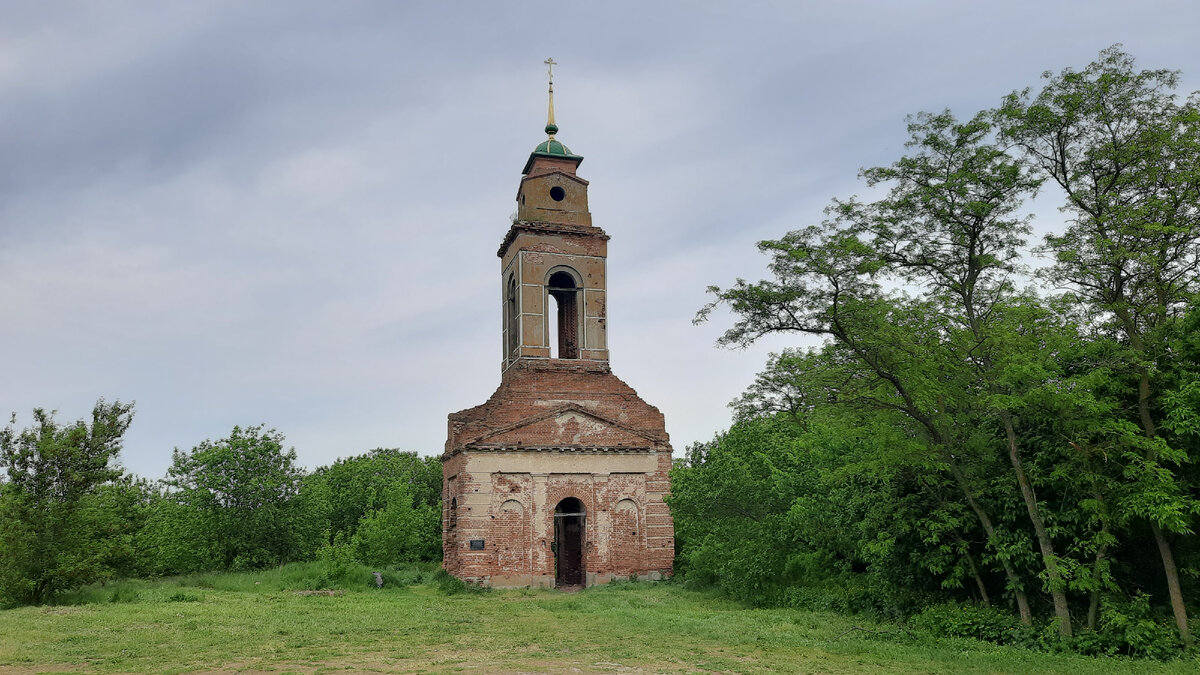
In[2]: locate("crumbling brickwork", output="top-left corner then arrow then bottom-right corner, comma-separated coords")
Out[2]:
442,140 -> 674,589
443,360 -> 675,587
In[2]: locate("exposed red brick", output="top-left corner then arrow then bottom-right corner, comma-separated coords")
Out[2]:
442,141 -> 674,588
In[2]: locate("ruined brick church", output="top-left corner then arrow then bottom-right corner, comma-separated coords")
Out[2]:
441,63 -> 674,588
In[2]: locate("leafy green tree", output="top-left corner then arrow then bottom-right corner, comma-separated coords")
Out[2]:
730,349 -> 846,425
164,425 -> 315,570
351,484 -> 441,565
697,111 -> 1050,626
842,110 -> 1079,630
310,449 -> 441,542
997,45 -> 1200,644
90,476 -> 156,579
138,489 -> 220,575
682,47 -> 1200,651
672,396 -> 977,616
668,416 -> 814,606
0,400 -> 134,604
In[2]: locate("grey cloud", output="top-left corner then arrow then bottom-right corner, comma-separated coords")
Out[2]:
2,1 -> 1199,478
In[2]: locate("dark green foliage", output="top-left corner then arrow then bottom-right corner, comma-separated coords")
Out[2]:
668,417 -> 807,606
1083,595 -> 1184,659
373,564 -> 429,588
136,443 -> 442,578
432,568 -> 487,596
302,449 -> 442,569
310,449 -> 441,541
671,414 -> 950,618
911,603 -> 1024,644
138,493 -> 221,574
0,400 -> 136,605
314,531 -> 358,586
914,596 -> 1185,660
351,484 -> 441,565
106,584 -> 140,604
684,46 -> 1200,657
997,46 -> 1200,643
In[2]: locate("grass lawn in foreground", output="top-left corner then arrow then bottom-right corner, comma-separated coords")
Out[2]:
0,566 -> 1196,674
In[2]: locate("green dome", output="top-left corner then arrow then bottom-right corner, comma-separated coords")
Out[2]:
534,139 -> 575,156
522,137 -> 584,174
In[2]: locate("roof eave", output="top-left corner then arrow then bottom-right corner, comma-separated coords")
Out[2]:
522,151 -> 584,175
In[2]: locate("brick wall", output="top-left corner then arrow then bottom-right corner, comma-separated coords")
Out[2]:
443,147 -> 674,588
441,452 -> 674,587
443,362 -> 674,587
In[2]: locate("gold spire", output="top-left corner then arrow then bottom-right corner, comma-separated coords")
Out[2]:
544,57 -> 558,139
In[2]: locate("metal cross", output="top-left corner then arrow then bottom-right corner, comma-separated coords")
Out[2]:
545,57 -> 557,86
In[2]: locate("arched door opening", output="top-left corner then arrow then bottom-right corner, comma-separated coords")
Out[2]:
547,270 -> 580,359
554,497 -> 585,587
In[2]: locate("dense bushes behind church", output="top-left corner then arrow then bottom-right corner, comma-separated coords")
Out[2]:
667,415 -> 946,618
109,441 -> 446,582
667,413 -> 1199,658
0,405 -> 445,606
135,443 -> 444,577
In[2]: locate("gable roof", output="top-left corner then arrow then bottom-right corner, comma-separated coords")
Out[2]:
465,403 -> 662,450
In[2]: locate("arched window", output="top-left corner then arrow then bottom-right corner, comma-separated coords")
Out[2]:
547,268 -> 580,359
506,274 -> 518,357
449,497 -> 458,529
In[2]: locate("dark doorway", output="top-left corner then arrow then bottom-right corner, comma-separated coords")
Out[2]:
554,497 -> 585,587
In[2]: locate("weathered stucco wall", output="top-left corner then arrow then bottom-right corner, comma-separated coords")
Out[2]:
442,448 -> 673,587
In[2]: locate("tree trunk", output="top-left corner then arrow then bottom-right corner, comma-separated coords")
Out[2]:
1086,482 -> 1111,632
944,452 -> 1032,625
962,542 -> 991,607
1087,545 -> 1106,631
1136,369 -> 1192,646
1001,412 -> 1072,637
1152,520 -> 1192,646
841,329 -> 1033,624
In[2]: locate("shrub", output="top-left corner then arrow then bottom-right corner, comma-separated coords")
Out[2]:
315,531 -> 357,587
910,602 -> 1023,644
432,568 -> 486,596
1071,594 -> 1183,659
351,487 -> 440,566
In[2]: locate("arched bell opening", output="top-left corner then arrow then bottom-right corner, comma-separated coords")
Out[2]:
546,268 -> 581,359
505,274 -> 519,358
553,497 -> 586,587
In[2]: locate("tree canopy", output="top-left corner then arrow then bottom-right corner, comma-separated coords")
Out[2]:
690,46 -> 1200,653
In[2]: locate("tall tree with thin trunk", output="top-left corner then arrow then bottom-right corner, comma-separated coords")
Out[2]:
996,45 -> 1200,645
843,111 -> 1080,636
698,177 -> 1041,624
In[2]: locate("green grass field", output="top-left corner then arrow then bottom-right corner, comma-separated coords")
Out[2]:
0,565 -> 1195,674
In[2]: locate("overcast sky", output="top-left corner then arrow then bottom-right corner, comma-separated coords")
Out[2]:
2,1 -> 1199,479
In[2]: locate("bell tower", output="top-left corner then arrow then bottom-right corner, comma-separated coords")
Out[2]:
501,59 -> 608,369
442,61 -> 674,588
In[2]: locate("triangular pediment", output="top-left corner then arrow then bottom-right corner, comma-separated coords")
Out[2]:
467,404 -> 658,449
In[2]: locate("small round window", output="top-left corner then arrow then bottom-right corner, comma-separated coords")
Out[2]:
549,186 -> 566,202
